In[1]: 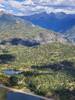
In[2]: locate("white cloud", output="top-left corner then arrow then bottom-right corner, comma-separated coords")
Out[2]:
8,1 -> 22,8
0,0 -> 75,16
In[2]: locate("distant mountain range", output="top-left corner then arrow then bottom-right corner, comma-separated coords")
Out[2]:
0,13 -> 67,46
21,12 -> 75,33
20,12 -> 75,43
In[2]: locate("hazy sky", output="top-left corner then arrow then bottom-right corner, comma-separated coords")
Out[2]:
0,0 -> 75,16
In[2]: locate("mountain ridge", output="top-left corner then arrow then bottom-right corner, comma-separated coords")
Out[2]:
0,13 -> 67,45
20,12 -> 75,44
21,12 -> 75,33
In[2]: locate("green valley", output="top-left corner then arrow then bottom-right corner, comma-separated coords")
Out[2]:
0,14 -> 75,100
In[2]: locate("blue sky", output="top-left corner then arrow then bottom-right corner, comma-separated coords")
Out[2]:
0,0 -> 75,16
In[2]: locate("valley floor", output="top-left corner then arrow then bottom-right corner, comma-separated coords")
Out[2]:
0,43 -> 75,100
